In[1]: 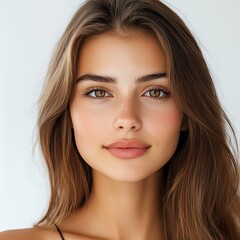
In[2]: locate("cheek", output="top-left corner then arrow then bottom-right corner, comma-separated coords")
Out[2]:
147,104 -> 182,143
70,104 -> 107,141
70,103 -> 114,168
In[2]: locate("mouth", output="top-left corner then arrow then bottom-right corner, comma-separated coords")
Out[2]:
103,140 -> 151,159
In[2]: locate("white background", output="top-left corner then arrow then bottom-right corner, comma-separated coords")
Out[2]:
0,0 -> 239,231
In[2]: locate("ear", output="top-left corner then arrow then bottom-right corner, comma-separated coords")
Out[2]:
181,114 -> 188,131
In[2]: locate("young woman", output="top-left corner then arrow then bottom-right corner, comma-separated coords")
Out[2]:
1,0 -> 239,239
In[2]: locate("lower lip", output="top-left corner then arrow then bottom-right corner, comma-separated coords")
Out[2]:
105,147 -> 149,159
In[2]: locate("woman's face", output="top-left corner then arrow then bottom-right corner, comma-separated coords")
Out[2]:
70,32 -> 184,182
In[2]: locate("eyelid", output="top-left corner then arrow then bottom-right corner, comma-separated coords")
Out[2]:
143,85 -> 170,94
83,87 -> 112,98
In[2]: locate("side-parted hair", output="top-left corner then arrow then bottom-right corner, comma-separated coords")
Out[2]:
36,0 -> 240,239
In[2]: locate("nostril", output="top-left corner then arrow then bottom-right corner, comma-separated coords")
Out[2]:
118,124 -> 136,130
114,118 -> 142,132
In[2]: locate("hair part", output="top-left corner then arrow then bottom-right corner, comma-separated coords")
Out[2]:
36,0 -> 240,239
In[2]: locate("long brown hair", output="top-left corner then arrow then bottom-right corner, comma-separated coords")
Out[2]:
36,0 -> 240,239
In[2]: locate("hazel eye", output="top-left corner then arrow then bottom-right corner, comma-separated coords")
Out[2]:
85,88 -> 111,98
143,87 -> 169,98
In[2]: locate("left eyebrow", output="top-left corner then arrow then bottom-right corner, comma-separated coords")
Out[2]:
76,72 -> 167,84
136,72 -> 167,83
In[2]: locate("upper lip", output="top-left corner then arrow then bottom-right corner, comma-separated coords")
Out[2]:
104,140 -> 150,149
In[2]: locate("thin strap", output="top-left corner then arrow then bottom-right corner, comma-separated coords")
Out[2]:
55,224 -> 65,240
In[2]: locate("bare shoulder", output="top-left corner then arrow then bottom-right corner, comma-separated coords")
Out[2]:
0,226 -> 60,240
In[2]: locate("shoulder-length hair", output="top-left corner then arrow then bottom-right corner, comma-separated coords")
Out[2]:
36,0 -> 240,239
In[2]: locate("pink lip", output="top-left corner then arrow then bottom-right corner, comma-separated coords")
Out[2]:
104,140 -> 150,159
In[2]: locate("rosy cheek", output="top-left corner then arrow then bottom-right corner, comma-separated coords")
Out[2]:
71,104 -> 105,135
149,105 -> 182,136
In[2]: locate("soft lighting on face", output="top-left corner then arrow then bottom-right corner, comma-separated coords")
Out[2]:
70,32 -> 183,182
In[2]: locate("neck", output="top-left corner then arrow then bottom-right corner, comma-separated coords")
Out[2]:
79,170 -> 165,240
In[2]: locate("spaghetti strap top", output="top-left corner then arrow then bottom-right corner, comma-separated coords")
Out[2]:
55,224 -> 65,240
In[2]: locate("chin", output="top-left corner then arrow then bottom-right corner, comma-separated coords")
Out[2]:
96,168 -> 161,183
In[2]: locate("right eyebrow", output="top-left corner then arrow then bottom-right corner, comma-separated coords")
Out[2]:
76,74 -> 117,83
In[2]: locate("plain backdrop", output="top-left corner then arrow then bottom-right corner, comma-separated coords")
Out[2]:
0,0 -> 239,231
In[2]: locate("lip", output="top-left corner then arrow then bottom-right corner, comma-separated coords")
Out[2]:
104,140 -> 150,159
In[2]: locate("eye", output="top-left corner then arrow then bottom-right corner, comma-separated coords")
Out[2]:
143,87 -> 170,99
84,88 -> 112,98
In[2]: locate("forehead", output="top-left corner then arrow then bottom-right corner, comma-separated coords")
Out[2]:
77,31 -> 167,77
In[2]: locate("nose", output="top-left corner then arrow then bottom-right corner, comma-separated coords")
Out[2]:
113,101 -> 142,132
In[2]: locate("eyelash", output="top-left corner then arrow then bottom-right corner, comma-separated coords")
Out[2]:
83,86 -> 170,100
83,87 -> 112,99
143,86 -> 170,99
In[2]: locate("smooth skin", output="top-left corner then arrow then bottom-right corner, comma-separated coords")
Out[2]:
0,31 -> 185,240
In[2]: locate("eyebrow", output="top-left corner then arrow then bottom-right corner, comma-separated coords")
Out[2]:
76,72 -> 167,84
